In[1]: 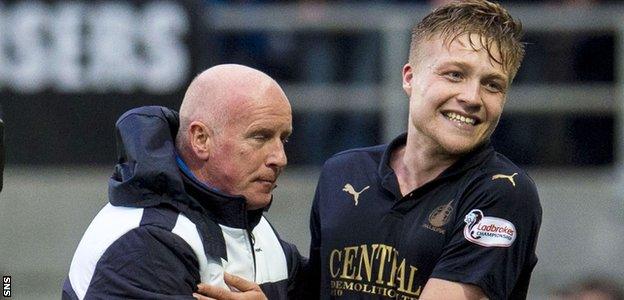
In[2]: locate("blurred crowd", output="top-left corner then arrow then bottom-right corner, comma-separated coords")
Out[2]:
551,277 -> 624,300
204,0 -> 619,5
201,0 -> 618,166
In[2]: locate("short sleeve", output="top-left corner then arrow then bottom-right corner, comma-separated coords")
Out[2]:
430,171 -> 542,299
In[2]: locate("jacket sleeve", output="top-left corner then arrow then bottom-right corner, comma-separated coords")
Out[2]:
275,239 -> 308,300
82,226 -> 200,299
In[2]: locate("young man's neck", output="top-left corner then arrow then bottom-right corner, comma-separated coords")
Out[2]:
390,133 -> 459,196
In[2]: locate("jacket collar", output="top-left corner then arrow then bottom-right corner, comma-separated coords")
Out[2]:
177,155 -> 264,229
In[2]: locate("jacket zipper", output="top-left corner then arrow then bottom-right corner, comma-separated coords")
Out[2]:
246,224 -> 257,282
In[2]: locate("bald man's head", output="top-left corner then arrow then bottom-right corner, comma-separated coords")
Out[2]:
176,64 -> 287,152
179,64 -> 276,135
175,65 -> 292,209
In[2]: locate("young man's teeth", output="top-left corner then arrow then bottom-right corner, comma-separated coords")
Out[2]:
446,112 -> 475,125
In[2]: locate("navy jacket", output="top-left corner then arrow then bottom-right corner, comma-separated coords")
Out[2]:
63,106 -> 303,300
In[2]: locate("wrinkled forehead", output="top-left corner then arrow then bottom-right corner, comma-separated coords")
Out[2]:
224,81 -> 291,120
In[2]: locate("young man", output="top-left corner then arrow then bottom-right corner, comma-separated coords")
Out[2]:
63,64 -> 303,299
307,1 -> 542,299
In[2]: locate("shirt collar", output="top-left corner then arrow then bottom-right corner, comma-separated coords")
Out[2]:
176,155 -> 221,192
378,132 -> 494,198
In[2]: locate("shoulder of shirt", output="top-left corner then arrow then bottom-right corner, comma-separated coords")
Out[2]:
463,151 -> 543,224
470,151 -> 538,195
323,143 -> 387,167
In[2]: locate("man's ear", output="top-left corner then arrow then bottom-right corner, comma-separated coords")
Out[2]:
402,63 -> 414,96
189,121 -> 212,160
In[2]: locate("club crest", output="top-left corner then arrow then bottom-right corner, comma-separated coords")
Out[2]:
428,200 -> 454,227
422,200 -> 454,234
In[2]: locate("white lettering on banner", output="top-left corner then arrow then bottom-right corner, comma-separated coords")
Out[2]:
142,2 -> 190,94
86,2 -> 139,92
0,0 -> 190,94
51,2 -> 84,92
7,1 -> 48,93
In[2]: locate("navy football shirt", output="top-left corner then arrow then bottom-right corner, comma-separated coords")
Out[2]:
307,133 -> 542,299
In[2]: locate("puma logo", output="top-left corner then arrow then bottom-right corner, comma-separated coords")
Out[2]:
492,173 -> 518,187
342,183 -> 370,206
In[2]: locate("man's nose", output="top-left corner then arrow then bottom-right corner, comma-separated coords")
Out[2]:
457,80 -> 482,108
267,139 -> 287,168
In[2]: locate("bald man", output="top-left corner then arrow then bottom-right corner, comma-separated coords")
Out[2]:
63,65 -> 304,300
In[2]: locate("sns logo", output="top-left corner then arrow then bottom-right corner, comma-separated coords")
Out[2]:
463,209 -> 516,247
3,276 -> 10,297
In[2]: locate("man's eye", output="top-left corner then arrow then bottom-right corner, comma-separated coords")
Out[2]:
484,82 -> 504,93
445,71 -> 462,81
281,138 -> 289,144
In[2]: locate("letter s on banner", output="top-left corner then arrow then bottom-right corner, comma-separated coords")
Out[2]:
142,1 -> 189,94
